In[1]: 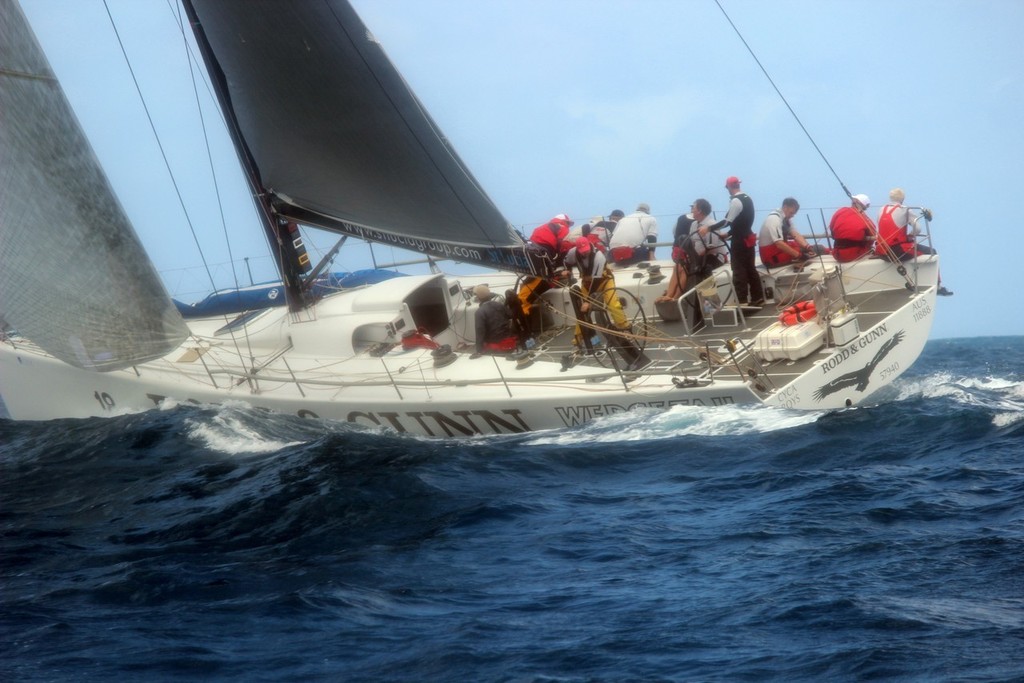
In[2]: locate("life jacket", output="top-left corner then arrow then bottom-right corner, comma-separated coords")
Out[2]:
401,328 -> 439,350
729,192 -> 756,241
482,336 -> 518,353
610,245 -> 648,264
830,206 -> 875,262
874,204 -> 915,256
573,249 -> 610,281
584,231 -> 608,252
528,219 -> 570,255
778,300 -> 817,326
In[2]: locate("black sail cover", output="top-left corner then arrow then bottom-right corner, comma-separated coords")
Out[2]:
185,0 -> 530,273
0,1 -> 189,371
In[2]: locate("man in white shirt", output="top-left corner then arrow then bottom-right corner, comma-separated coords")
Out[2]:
608,203 -> 658,265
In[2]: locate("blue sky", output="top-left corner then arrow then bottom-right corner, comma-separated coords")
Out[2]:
19,0 -> 1024,339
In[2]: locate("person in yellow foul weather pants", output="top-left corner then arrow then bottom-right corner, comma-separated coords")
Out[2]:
564,238 -> 649,371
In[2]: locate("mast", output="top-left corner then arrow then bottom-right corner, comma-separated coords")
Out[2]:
179,0 -> 307,312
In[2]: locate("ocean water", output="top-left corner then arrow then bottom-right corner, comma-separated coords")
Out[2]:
2,336 -> 1023,682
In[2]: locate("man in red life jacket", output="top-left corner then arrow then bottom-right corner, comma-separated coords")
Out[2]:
516,213 -> 573,327
875,188 -> 921,258
875,188 -> 952,295
829,194 -> 877,262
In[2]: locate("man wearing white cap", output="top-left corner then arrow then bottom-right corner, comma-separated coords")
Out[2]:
828,194 -> 877,263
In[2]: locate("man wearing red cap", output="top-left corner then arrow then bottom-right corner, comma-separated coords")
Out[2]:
723,176 -> 764,306
564,237 -> 649,369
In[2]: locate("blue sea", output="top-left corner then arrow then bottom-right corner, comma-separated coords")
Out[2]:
2,336 -> 1023,682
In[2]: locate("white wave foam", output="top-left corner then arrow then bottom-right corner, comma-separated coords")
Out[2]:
993,411 -> 1024,429
525,403 -> 824,446
186,402 -> 305,455
894,371 -> 971,403
897,370 -> 1024,413
895,371 -> 1024,427
871,596 -> 1024,630
900,371 -> 1023,400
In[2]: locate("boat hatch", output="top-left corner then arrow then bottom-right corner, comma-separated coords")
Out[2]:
404,280 -> 456,336
176,346 -> 210,363
214,308 -> 272,336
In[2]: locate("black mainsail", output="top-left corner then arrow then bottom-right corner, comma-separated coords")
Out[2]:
183,0 -> 530,277
0,0 -> 189,372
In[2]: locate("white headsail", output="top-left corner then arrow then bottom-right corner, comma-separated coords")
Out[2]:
0,0 -> 189,371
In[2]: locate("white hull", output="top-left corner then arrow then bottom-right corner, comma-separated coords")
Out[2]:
0,257 -> 940,436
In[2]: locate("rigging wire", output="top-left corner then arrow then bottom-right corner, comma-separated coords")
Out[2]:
712,0 -> 851,200
165,0 -> 241,296
99,0 -> 219,293
710,2 -> 934,291
103,0 -> 260,371
166,0 -> 263,370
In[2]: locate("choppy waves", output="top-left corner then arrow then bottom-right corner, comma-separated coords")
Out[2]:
2,336 -> 1023,681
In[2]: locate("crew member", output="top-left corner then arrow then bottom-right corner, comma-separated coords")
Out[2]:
829,194 -> 876,262
470,285 -> 517,358
875,187 -> 930,259
875,188 -> 952,296
608,203 -> 658,266
593,209 -> 625,244
564,237 -> 649,370
758,197 -> 828,267
722,176 -> 764,306
688,198 -> 729,278
516,213 -> 573,319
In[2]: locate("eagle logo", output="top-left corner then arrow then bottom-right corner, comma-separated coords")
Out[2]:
813,330 -> 905,401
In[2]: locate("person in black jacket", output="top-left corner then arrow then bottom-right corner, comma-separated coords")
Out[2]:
723,176 -> 765,306
471,285 -> 516,358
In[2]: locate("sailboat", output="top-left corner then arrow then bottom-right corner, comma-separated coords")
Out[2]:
0,0 -> 940,437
